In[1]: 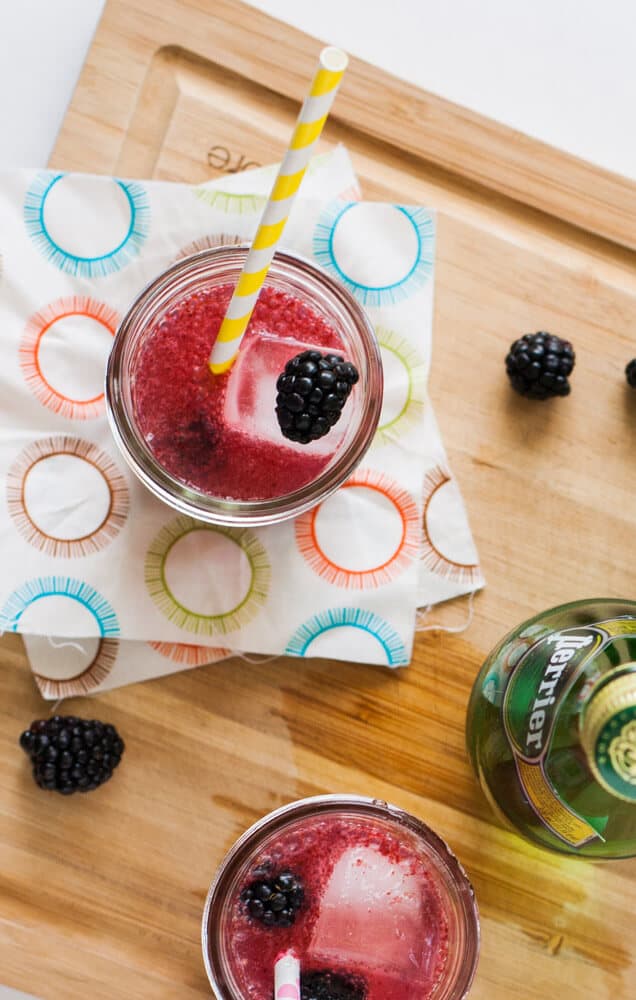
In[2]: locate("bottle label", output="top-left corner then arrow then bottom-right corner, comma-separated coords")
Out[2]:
596,702 -> 636,800
502,616 -> 636,847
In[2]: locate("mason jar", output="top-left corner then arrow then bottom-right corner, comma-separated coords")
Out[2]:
105,247 -> 382,526
201,794 -> 480,1000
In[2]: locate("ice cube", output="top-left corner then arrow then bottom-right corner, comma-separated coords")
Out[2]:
223,331 -> 348,455
309,846 -> 425,973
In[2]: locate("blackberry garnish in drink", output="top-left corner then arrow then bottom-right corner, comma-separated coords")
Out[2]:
165,412 -> 218,478
19,716 -> 124,794
276,350 -> 359,444
300,970 -> 367,1000
240,869 -> 304,927
505,331 -> 575,399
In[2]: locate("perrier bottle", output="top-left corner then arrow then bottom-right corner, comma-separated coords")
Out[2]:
467,599 -> 636,858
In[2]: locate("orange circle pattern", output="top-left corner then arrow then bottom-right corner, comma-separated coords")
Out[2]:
19,296 -> 119,419
174,233 -> 243,261
33,637 -> 120,699
420,465 -> 481,586
7,436 -> 130,558
295,469 -> 420,589
148,642 -> 231,666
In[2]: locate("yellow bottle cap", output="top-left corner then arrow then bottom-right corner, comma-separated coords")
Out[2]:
582,668 -> 636,802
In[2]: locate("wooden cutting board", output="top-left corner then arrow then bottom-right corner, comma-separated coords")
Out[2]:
2,1 -> 636,997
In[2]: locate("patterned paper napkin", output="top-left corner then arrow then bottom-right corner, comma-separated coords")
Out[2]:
0,147 -> 484,697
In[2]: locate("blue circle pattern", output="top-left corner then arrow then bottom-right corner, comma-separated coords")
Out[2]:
285,607 -> 408,666
24,172 -> 150,277
312,202 -> 435,307
0,577 -> 120,636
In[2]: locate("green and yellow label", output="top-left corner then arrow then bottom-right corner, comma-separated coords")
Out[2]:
596,703 -> 636,800
502,617 -> 636,847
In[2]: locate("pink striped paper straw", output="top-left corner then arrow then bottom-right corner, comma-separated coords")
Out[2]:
274,949 -> 301,999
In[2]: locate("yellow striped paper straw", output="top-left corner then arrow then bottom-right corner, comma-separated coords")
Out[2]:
208,46 -> 349,374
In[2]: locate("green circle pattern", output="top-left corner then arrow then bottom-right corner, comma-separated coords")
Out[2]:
145,516 -> 271,636
376,327 -> 427,445
193,186 -> 267,215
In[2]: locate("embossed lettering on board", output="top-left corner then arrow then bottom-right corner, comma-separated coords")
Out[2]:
207,144 -> 261,173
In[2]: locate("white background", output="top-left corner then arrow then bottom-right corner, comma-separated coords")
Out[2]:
0,0 -> 635,179
0,1 -> 634,997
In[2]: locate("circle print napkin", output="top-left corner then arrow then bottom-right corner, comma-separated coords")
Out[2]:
0,146 -> 483,696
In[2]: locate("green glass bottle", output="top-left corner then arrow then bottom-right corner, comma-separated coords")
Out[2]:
466,599 -> 636,859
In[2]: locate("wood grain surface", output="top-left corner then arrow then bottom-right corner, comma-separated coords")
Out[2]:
2,1 -> 636,997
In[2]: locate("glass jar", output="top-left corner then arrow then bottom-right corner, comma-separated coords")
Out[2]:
201,794 -> 480,1000
105,247 -> 383,526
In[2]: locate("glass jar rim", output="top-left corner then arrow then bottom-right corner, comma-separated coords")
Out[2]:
201,793 -> 480,1000
105,247 -> 383,527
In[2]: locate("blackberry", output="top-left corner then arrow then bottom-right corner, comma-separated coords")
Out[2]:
240,870 -> 304,927
19,716 -> 124,794
275,351 -> 359,444
505,331 -> 575,400
300,971 -> 367,1000
164,413 -> 217,473
625,359 -> 636,388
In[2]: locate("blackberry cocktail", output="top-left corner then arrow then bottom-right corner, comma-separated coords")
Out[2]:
106,248 -> 382,526
202,796 -> 480,1000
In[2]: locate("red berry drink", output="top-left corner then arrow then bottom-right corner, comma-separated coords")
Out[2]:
202,796 -> 479,1000
106,248 -> 382,527
131,283 -> 352,501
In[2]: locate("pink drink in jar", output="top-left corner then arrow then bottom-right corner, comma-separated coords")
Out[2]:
106,248 -> 382,527
202,796 -> 480,1000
